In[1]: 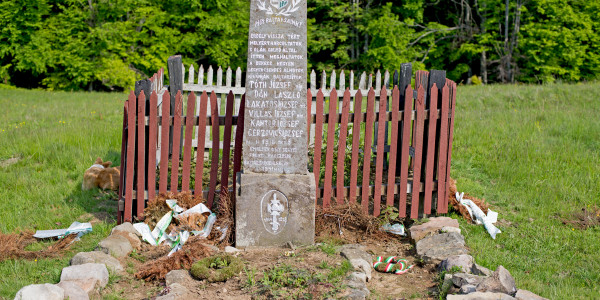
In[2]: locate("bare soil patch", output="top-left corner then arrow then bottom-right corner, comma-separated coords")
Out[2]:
561,206 -> 600,230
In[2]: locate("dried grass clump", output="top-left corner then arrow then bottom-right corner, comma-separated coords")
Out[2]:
0,231 -> 77,262
448,178 -> 490,223
315,201 -> 391,243
208,191 -> 234,247
144,191 -> 205,229
134,236 -> 215,281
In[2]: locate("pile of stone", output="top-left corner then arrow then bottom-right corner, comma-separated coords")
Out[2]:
337,244 -> 373,299
410,217 -> 547,300
14,223 -> 140,300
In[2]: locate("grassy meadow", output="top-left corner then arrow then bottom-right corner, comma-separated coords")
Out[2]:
0,88 -> 124,298
1,82 -> 599,299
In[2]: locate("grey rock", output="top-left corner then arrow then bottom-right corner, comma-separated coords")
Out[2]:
56,281 -> 89,300
447,292 -> 516,300
345,275 -> 370,300
472,263 -> 493,277
60,263 -> 109,294
236,173 -> 316,247
439,254 -> 474,274
97,234 -> 133,257
14,284 -> 64,300
225,246 -> 241,253
70,251 -> 124,273
476,266 -> 517,296
515,289 -> 548,300
416,232 -> 467,264
347,289 -> 370,300
441,226 -> 462,234
119,231 -> 142,249
165,270 -> 192,286
349,272 -> 367,283
410,217 -> 459,242
111,222 -> 140,237
349,259 -> 372,282
452,273 -> 487,287
459,284 -> 477,294
340,245 -> 372,264
156,283 -> 189,300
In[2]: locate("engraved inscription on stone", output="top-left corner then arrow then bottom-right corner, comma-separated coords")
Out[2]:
244,0 -> 308,174
260,190 -> 289,234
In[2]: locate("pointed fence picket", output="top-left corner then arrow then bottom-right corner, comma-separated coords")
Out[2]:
118,64 -> 456,223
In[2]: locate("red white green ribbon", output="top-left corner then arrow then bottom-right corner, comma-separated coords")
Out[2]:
372,256 -> 414,275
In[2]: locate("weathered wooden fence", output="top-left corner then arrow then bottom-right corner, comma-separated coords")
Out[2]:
118,62 -> 456,223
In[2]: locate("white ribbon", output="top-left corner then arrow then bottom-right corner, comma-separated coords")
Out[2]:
456,192 -> 501,239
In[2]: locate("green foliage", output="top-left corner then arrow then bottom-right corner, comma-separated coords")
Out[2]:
1,0 -> 599,89
378,205 -> 400,225
319,242 -> 337,256
252,262 -> 350,298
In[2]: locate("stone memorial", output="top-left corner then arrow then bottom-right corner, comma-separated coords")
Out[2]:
236,0 -> 316,247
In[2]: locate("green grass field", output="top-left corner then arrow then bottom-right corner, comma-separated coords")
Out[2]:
1,83 -> 599,299
451,83 -> 600,298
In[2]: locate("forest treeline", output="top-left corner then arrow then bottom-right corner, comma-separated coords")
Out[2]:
1,0 -> 598,91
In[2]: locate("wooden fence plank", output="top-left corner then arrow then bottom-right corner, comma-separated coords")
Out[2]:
208,92 -> 219,207
194,92 -> 208,195
220,91 -> 234,199
181,92 -> 196,192
411,85 -> 426,218
125,92 -> 136,222
361,88 -> 376,213
232,94 -> 246,201
395,64 -> 412,176
159,92 -> 171,194
424,84 -> 438,214
386,86 -> 400,207
443,81 -> 457,213
118,102 -> 127,223
373,86 -> 388,216
147,91 -> 158,203
136,91 -> 146,218
436,83 -> 450,213
348,90 -> 362,203
398,86 -> 413,217
170,92 -> 183,192
336,89 -> 351,202
322,88 -> 338,207
313,89 -> 324,199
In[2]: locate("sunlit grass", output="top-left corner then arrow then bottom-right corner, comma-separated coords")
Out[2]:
0,88 -> 124,298
452,82 -> 600,299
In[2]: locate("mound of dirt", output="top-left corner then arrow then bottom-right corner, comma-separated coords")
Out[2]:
562,206 -> 600,230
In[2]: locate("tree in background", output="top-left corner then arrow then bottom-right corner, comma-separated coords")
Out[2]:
0,0 -> 598,91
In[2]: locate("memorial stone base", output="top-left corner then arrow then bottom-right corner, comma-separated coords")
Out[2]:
235,172 -> 316,247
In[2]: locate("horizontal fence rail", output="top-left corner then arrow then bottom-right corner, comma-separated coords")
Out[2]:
118,63 -> 456,223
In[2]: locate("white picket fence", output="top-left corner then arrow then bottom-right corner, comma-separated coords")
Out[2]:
178,63 -> 394,149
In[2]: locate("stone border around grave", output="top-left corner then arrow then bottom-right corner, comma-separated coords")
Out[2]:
13,219 -> 548,300
13,223 -> 141,300
410,217 -> 548,300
